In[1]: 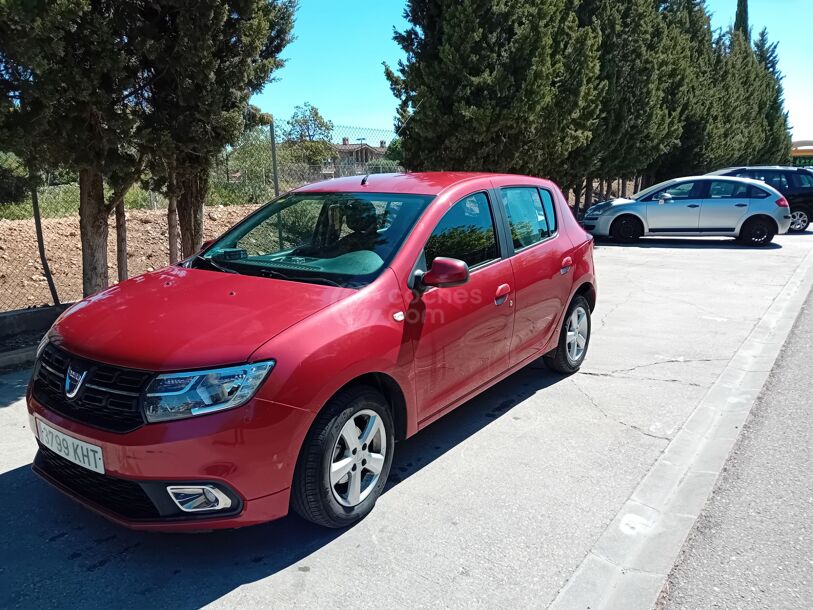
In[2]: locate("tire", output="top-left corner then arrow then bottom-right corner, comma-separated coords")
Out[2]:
789,207 -> 810,232
610,215 -> 644,243
737,216 -> 776,247
544,295 -> 592,374
291,385 -> 394,528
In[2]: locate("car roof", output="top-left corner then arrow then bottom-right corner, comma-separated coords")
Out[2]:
293,172 -> 555,196
708,165 -> 804,175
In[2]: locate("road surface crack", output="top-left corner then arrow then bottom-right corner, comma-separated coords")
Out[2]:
571,378 -> 672,442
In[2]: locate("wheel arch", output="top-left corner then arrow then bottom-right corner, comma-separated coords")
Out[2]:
329,373 -> 409,441
739,213 -> 780,234
573,281 -> 597,313
609,211 -> 647,235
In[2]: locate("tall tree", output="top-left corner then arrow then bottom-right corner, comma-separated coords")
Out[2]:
575,0 -> 680,189
1,0 -> 146,295
734,0 -> 749,42
280,102 -> 336,165
137,0 -> 296,259
385,0 -> 602,184
753,28 -> 792,164
649,0 -> 716,180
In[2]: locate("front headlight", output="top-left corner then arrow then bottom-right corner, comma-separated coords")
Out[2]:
586,203 -> 612,217
144,361 -> 275,423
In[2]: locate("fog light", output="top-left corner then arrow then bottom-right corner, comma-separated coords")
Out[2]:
167,485 -> 232,512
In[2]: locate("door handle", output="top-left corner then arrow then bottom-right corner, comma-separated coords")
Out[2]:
494,283 -> 511,305
560,256 -> 573,275
687,204 -> 700,208
734,203 -> 747,207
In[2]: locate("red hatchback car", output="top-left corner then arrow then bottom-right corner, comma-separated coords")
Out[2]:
28,172 -> 596,530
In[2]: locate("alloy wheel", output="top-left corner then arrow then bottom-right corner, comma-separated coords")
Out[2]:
790,210 -> 809,231
330,409 -> 387,507
565,306 -> 589,363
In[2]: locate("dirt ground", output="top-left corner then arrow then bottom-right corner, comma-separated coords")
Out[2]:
0,205 -> 259,312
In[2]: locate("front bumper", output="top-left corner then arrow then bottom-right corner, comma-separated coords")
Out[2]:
580,214 -> 613,237
27,391 -> 314,531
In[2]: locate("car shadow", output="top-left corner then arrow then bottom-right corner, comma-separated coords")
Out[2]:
0,360 -> 564,609
595,237 -> 783,250
0,367 -> 31,408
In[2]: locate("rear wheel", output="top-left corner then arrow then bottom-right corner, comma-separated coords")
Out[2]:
291,385 -> 394,528
610,215 -> 643,243
737,216 -> 776,247
544,295 -> 592,374
789,208 -> 810,232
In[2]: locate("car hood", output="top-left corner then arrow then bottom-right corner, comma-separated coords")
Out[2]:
51,266 -> 355,371
585,198 -> 636,215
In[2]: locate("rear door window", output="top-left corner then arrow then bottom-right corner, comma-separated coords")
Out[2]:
500,187 -> 552,249
748,170 -> 789,192
708,181 -> 750,198
790,171 -> 813,189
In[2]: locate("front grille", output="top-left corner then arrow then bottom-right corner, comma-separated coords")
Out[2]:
34,444 -> 160,519
32,344 -> 152,433
582,224 -> 596,231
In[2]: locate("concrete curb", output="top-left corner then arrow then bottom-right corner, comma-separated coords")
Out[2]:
0,345 -> 37,369
549,245 -> 813,610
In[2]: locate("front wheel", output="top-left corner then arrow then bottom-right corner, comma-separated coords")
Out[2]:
291,386 -> 394,528
610,215 -> 643,243
789,208 -> 810,232
737,217 -> 776,247
544,295 -> 592,374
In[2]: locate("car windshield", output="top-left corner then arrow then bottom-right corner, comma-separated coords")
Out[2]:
194,192 -> 434,287
631,179 -> 679,201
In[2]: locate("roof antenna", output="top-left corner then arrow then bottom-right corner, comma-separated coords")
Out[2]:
361,173 -> 370,186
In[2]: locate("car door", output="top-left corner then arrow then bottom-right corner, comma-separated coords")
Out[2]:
497,185 -> 574,364
645,180 -> 704,233
787,170 -> 813,207
407,191 -> 515,421
699,179 -> 751,232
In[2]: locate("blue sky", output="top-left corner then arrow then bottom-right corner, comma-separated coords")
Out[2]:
251,0 -> 812,140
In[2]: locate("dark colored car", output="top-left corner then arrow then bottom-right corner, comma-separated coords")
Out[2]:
28,172 -> 596,530
709,166 -> 813,232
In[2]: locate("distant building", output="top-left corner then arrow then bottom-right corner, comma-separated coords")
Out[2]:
333,138 -> 388,165
792,141 -> 813,168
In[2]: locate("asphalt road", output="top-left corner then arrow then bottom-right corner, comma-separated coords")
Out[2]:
1,233 -> 812,609
660,288 -> 813,609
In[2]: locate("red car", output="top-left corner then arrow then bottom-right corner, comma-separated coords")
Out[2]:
27,172 -> 596,530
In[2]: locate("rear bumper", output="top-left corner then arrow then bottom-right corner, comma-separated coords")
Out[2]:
27,391 -> 314,531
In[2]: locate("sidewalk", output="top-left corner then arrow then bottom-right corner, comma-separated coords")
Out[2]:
660,291 -> 813,608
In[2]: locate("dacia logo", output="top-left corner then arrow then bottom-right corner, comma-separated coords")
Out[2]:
64,364 -> 88,399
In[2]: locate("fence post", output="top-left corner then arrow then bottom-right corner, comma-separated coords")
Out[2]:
270,121 -> 283,249
270,121 -> 280,198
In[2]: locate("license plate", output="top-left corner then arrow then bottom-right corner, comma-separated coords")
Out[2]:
36,419 -> 105,474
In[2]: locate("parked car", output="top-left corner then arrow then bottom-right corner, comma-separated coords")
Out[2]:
28,172 -> 596,530
708,166 -> 813,232
582,175 -> 791,246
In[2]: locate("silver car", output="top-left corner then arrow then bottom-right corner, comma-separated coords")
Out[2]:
582,176 -> 791,246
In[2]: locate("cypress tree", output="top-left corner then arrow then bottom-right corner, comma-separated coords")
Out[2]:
574,0 -> 680,187
753,28 -> 792,164
734,0 -> 749,42
385,0 -> 602,185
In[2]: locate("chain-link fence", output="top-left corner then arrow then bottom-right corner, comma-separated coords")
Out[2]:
0,125 -> 402,314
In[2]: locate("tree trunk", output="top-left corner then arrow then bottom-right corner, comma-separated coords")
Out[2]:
78,167 -> 108,296
635,175 -> 642,192
573,179 -> 583,211
621,177 -> 628,198
29,174 -> 59,305
584,176 -> 593,216
115,196 -> 128,282
177,167 -> 208,258
168,194 -> 180,265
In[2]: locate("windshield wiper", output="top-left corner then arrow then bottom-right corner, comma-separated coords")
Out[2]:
288,276 -> 345,288
194,254 -> 238,274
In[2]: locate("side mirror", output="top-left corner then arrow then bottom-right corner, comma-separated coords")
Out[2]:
658,193 -> 673,205
420,257 -> 470,289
